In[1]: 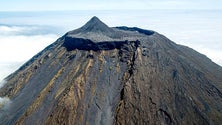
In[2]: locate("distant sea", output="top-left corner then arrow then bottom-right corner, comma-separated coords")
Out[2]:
0,9 -> 222,81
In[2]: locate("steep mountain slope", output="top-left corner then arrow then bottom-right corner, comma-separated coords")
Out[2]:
0,16 -> 222,125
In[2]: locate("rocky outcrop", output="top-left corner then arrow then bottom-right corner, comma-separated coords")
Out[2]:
0,16 -> 222,125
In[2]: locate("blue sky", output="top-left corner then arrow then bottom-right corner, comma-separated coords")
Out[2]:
0,0 -> 222,11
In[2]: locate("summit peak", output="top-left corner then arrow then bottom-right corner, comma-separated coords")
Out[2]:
89,16 -> 101,23
70,16 -> 114,34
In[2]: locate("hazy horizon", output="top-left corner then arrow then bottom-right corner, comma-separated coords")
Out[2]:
0,9 -> 222,82
1,0 -> 222,11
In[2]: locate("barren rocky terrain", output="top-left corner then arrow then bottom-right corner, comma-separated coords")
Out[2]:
0,16 -> 222,125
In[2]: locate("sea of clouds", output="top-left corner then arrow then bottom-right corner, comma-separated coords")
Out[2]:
0,25 -> 59,82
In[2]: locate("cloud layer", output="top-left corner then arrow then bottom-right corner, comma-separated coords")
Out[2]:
0,80 -> 10,110
0,25 -> 59,36
0,80 -> 6,88
0,25 -> 58,81
0,97 -> 11,109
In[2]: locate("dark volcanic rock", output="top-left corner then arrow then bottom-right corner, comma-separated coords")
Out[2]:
70,16 -> 114,34
63,36 -> 140,51
115,26 -> 155,35
0,16 -> 222,125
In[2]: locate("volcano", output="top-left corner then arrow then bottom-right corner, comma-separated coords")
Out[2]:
0,16 -> 222,125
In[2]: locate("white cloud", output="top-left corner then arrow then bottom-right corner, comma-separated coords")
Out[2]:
0,80 -> 11,109
0,97 -> 11,109
195,47 -> 222,66
0,35 -> 57,62
0,25 -> 59,81
0,25 -> 59,36
0,80 -> 6,88
0,62 -> 24,82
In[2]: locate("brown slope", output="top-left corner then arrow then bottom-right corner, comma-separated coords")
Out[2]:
0,17 -> 221,125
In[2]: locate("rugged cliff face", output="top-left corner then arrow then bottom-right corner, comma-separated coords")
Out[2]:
0,16 -> 222,125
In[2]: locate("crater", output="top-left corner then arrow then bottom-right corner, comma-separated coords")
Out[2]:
63,36 -> 140,51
